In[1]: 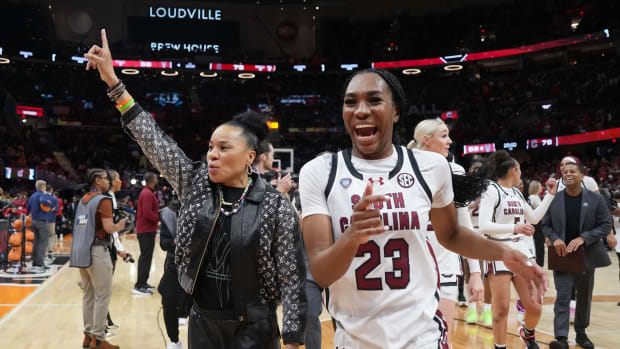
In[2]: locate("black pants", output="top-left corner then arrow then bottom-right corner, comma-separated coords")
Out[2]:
159,267 -> 189,343
188,305 -> 280,349
136,232 -> 156,288
533,224 -> 545,267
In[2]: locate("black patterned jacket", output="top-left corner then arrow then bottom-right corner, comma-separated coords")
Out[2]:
121,104 -> 307,344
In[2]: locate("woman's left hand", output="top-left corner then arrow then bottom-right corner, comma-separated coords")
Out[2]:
545,178 -> 557,195
83,28 -> 119,88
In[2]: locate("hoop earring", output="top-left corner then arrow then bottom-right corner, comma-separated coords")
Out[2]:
247,164 -> 253,176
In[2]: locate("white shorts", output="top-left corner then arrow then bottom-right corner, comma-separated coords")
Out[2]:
484,260 -> 513,276
439,274 -> 459,301
333,321 -> 448,349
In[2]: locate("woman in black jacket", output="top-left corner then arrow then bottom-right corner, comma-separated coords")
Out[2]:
85,29 -> 307,349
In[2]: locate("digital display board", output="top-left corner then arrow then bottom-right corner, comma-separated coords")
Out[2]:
463,143 -> 496,155
127,5 -> 240,53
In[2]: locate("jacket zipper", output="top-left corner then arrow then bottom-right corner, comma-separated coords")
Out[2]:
190,192 -> 221,294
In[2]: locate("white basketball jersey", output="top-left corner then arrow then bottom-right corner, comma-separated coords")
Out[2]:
324,146 -> 448,348
426,162 -> 464,277
483,182 -> 533,257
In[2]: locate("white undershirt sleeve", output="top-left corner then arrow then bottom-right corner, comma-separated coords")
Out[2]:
479,185 -> 514,235
523,194 -> 554,225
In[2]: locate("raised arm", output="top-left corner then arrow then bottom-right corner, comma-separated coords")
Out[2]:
83,29 -> 194,200
523,179 -> 557,224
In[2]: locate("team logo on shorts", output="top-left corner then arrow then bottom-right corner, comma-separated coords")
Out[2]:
397,173 -> 415,188
340,178 -> 352,188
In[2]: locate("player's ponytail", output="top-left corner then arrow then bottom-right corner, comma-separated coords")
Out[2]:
486,150 -> 517,181
451,166 -> 488,207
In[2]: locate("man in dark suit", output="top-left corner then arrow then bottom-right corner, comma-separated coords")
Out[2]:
542,162 -> 611,349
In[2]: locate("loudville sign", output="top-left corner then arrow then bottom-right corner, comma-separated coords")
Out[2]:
149,6 -> 222,21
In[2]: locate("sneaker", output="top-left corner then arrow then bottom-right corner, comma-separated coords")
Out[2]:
549,338 -> 569,349
107,322 -> 119,330
83,332 -> 92,348
104,329 -> 115,338
569,300 -> 576,324
132,286 -> 153,295
519,326 -> 539,349
178,317 -> 187,326
575,333 -> 594,349
466,308 -> 478,324
145,283 -> 156,290
480,309 -> 493,328
167,339 -> 183,349
89,338 -> 119,349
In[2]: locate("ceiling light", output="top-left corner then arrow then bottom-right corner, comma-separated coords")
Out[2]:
0,58 -> 10,64
444,64 -> 463,71
161,70 -> 179,76
402,68 -> 421,75
121,68 -> 139,75
238,73 -> 256,79
200,71 -> 218,78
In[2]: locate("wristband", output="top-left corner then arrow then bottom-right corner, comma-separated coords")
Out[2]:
117,98 -> 135,112
116,97 -> 132,110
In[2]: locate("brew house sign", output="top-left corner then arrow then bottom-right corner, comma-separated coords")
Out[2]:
149,6 -> 222,21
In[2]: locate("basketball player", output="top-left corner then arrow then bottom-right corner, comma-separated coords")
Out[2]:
299,69 -> 547,349
479,150 -> 557,349
408,117 -> 485,342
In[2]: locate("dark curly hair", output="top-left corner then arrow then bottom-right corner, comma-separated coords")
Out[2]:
486,150 -> 517,181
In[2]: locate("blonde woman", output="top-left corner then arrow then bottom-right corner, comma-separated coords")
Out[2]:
409,118 -> 486,345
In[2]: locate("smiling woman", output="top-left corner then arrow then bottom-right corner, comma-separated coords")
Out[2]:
299,69 -> 549,349
83,29 -> 307,349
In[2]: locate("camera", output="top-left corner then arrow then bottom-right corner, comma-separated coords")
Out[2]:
122,252 -> 135,263
113,208 -> 134,233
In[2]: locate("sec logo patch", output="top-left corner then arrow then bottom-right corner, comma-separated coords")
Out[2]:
397,173 -> 415,188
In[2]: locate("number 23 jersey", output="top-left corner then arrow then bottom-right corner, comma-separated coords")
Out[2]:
300,146 -> 454,348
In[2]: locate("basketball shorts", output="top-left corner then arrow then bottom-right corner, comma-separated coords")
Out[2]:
439,274 -> 459,301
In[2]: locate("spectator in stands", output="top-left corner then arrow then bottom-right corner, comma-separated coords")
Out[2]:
133,172 -> 159,295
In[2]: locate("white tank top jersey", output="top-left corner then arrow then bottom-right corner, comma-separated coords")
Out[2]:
470,203 -> 480,231
478,181 -> 553,257
300,146 -> 454,348
557,175 -> 599,192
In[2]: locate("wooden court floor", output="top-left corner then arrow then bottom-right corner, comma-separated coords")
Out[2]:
0,235 -> 619,348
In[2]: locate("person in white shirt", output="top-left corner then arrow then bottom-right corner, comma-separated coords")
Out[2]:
556,156 -> 599,193
299,69 -> 547,349
408,117 -> 485,343
479,150 -> 557,349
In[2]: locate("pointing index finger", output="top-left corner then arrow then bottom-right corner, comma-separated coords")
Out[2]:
101,28 -> 109,49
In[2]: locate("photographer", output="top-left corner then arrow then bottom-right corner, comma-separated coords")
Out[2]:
70,168 -> 128,349
253,139 -> 295,195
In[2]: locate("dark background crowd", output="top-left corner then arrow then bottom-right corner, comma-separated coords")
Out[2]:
0,0 -> 619,213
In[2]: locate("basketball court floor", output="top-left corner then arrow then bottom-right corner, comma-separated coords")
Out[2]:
1,234 -> 619,348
